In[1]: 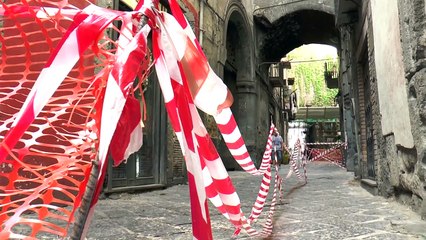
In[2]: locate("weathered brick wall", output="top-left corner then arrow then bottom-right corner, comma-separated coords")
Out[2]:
166,121 -> 187,185
197,1 -> 224,71
163,0 -> 228,180
353,0 -> 426,217
338,25 -> 358,172
175,0 -> 269,169
354,5 -> 369,179
355,63 -> 367,177
203,0 -> 273,168
367,5 -> 375,179
365,5 -> 386,188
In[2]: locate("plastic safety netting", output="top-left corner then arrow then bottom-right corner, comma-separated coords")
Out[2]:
0,0 -> 133,238
0,0 -> 305,239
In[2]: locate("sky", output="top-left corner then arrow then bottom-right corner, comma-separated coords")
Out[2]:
287,44 -> 338,61
307,44 -> 338,59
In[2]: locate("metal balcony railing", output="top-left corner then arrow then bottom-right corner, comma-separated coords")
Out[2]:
324,62 -> 339,88
268,61 -> 293,87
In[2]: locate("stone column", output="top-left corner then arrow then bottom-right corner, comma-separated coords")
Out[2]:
236,79 -> 258,159
339,25 -> 358,172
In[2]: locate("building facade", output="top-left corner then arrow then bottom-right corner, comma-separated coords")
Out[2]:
96,0 -> 426,218
335,0 -> 426,218
188,0 -> 426,218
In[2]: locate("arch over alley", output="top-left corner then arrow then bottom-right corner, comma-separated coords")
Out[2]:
257,10 -> 338,62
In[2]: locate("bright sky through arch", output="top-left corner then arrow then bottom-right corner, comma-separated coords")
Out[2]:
287,44 -> 338,61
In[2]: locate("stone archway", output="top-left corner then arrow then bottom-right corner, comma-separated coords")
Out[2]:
223,1 -> 255,121
220,1 -> 257,170
255,7 -> 360,171
258,9 -> 339,63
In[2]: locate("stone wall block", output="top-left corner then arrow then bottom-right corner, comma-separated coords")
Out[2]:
415,162 -> 426,185
399,148 -> 418,174
398,0 -> 425,77
377,136 -> 395,196
422,197 -> 426,220
417,32 -> 426,60
399,172 -> 424,207
412,69 -> 426,125
418,151 -> 426,198
422,149 -> 426,166
383,135 -> 401,188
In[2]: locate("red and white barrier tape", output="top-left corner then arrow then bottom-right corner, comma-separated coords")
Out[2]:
308,143 -> 345,162
305,141 -> 344,146
230,124 -> 284,238
321,155 -> 346,169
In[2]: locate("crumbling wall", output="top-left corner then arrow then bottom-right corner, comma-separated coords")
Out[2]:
396,0 -> 426,219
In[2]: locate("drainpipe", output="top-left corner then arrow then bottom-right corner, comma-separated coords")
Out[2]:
199,0 -> 205,47
181,0 -> 200,37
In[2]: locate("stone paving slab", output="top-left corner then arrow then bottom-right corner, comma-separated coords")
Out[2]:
85,162 -> 426,240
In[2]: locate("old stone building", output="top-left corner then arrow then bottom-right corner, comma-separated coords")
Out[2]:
98,0 -> 426,218
169,0 -> 341,171
335,0 -> 426,219
183,0 -> 425,218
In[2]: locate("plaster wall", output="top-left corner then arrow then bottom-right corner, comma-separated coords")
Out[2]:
370,0 -> 414,148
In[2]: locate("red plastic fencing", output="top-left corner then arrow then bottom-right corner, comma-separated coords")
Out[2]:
0,1 -> 117,238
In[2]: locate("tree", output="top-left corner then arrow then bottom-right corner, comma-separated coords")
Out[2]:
287,45 -> 339,107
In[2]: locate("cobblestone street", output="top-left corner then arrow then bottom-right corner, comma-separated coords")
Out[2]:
86,162 -> 426,240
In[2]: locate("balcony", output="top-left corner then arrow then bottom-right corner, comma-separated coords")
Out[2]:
284,91 -> 298,121
268,61 -> 292,88
324,62 -> 339,89
285,77 -> 295,86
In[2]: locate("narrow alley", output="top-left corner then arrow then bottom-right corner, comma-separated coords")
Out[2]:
0,0 -> 425,239
86,162 -> 426,240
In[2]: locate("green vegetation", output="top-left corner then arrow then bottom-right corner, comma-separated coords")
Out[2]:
287,44 -> 339,107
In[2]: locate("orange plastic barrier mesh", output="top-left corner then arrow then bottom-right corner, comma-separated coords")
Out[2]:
0,0 -> 116,238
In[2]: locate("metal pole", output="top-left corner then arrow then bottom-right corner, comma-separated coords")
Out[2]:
69,158 -> 99,240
